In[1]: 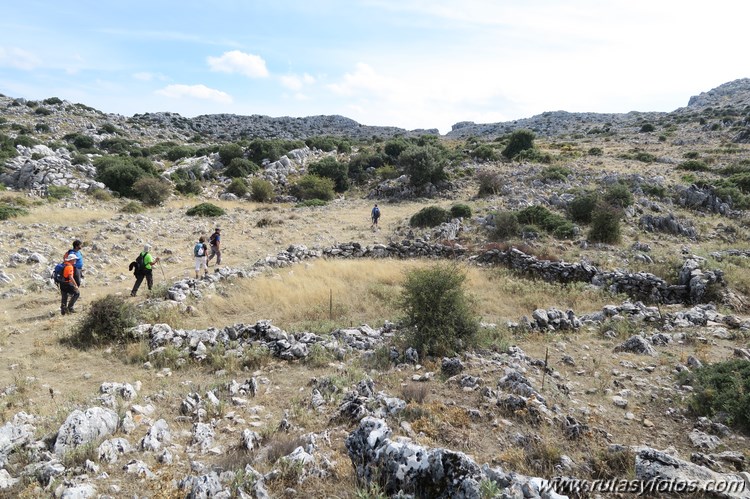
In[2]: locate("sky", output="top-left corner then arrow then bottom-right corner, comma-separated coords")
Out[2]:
0,0 -> 748,134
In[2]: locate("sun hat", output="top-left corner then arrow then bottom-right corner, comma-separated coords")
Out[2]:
143,244 -> 152,252
65,253 -> 78,261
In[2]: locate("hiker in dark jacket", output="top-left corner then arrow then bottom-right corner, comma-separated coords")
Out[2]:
64,239 -> 84,286
60,253 -> 80,315
130,244 -> 160,297
206,227 -> 222,266
371,204 -> 381,230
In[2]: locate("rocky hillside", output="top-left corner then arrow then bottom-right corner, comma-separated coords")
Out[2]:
0,80 -> 750,498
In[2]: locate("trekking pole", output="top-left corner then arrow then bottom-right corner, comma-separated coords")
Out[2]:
159,261 -> 166,282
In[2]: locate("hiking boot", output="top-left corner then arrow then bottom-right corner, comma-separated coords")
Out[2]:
67,308 -> 76,314
130,292 -> 137,297
60,309 -> 66,316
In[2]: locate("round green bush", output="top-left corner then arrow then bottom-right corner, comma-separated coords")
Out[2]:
490,211 -> 519,241
501,129 -> 535,159
47,185 -> 73,200
120,201 -> 144,213
133,177 -> 171,206
399,145 -> 448,188
605,183 -> 633,208
251,178 -> 274,202
679,359 -> 750,431
308,157 -> 349,192
399,263 -> 479,357
225,158 -> 259,178
218,143 -> 245,165
568,193 -> 599,223
186,203 -> 226,217
410,206 -> 450,228
175,180 -> 202,196
588,203 -> 622,244
69,294 -> 138,348
290,175 -> 335,201
450,204 -> 472,219
226,177 -> 248,197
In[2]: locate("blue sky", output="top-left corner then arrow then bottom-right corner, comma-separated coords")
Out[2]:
0,0 -> 747,134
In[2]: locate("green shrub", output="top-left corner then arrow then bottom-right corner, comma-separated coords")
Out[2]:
399,145 -> 448,188
588,203 -> 621,244
375,165 -> 399,180
516,205 -> 574,239
225,157 -> 259,178
540,166 -> 571,182
639,123 -> 655,132
605,183 -> 633,208
516,148 -> 552,164
43,97 -> 63,105
120,201 -> 144,213
175,180 -> 202,195
99,137 -> 134,154
35,123 -> 50,133
94,156 -> 157,197
250,178 -> 274,202
98,122 -> 119,135
632,151 -> 656,163
684,151 -> 700,159
68,295 -> 138,348
308,156 -> 350,192
90,188 -> 113,201
133,177 -> 171,206
14,135 -> 39,148
166,145 -> 196,162
226,177 -> 249,197
471,144 -> 499,161
642,184 -> 667,198
0,202 -> 29,220
71,153 -> 90,165
501,129 -> 535,159
410,206 -> 450,228
678,160 -> 709,172
399,264 -> 479,357
290,175 -> 335,201
0,133 -> 18,162
588,147 -> 603,156
729,172 -> 750,192
305,136 -> 350,153
247,138 -> 304,164
66,133 -> 95,150
47,185 -> 73,200
34,107 -> 52,116
567,193 -> 599,223
186,203 -> 226,217
296,198 -> 328,207
450,204 -> 472,219
490,211 -> 519,241
348,152 -> 388,182
384,138 -> 410,160
679,359 -> 750,431
218,143 -> 245,165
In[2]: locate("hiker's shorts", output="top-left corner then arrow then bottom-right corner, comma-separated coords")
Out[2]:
195,256 -> 207,272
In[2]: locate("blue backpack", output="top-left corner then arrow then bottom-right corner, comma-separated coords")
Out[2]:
52,262 -> 66,286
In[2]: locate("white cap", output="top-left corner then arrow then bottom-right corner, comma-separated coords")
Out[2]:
143,244 -> 152,252
65,253 -> 78,261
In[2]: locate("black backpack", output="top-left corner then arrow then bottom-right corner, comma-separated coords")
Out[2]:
129,252 -> 147,275
209,233 -> 218,246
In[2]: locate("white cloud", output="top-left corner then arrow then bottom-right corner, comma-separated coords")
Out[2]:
280,72 -> 316,91
133,72 -> 168,82
207,50 -> 269,78
155,84 -> 232,103
327,63 -> 396,97
0,46 -> 41,70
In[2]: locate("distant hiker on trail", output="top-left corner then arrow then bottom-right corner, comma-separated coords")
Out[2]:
64,239 -> 84,287
60,253 -> 80,315
130,244 -> 160,297
207,227 -> 221,266
194,236 -> 208,279
371,204 -> 381,231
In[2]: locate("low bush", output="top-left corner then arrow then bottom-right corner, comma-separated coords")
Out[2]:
0,202 -> 29,220
308,156 -> 349,192
516,205 -> 573,238
375,164 -> 399,180
296,198 -> 328,207
133,177 -> 171,206
250,178 -> 274,202
605,183 -> 633,208
175,180 -> 202,195
399,145 -> 448,188
226,178 -> 248,197
68,295 -> 138,348
186,203 -> 226,217
588,147 -> 603,156
471,144 -> 499,161
567,193 -> 599,223
476,169 -> 503,197
120,201 -> 144,213
678,160 -> 709,172
410,206 -> 450,228
539,166 -> 571,182
399,263 -> 479,357
490,211 -> 519,241
588,203 -> 622,244
501,129 -> 535,159
94,156 -> 157,198
90,188 -> 113,201
218,143 -> 244,165
639,123 -> 655,132
679,359 -> 750,431
289,175 -> 335,201
46,185 -> 73,200
165,145 -> 196,162
225,158 -> 259,178
450,204 -> 472,219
